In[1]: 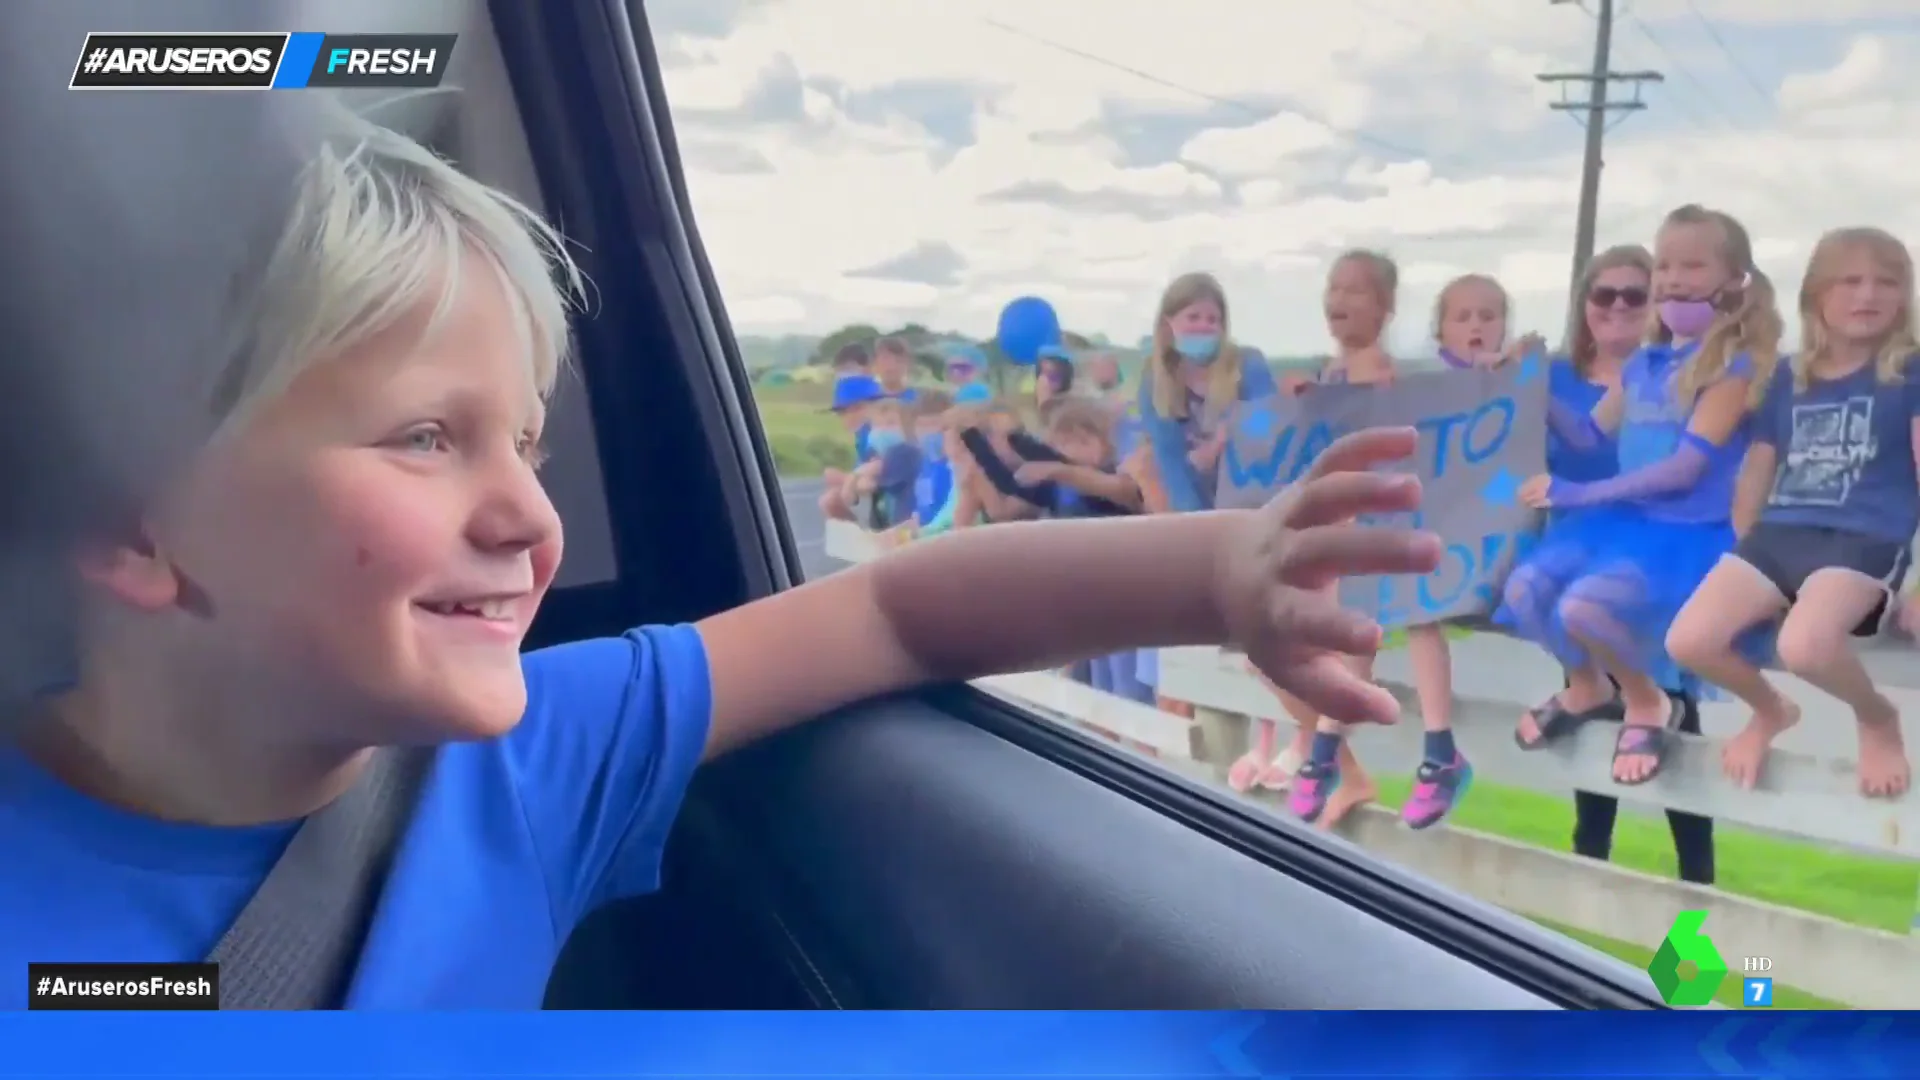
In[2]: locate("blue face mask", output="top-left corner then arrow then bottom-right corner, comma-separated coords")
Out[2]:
867,428 -> 905,454
1174,332 -> 1221,364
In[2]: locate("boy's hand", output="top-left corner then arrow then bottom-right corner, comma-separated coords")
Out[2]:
1013,461 -> 1061,486
1215,427 -> 1440,726
1901,593 -> 1920,640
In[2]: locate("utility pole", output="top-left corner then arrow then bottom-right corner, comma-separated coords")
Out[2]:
1537,0 -> 1662,344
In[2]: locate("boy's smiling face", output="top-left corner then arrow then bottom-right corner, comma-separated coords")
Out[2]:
99,256 -> 563,745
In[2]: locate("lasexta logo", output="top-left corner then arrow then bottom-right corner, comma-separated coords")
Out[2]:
1648,910 -> 1729,1006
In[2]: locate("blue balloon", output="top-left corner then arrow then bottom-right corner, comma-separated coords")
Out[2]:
996,296 -> 1061,366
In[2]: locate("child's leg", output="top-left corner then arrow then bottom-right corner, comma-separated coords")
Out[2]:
1775,569 -> 1910,798
1402,624 -> 1470,829
1570,789 -> 1620,861
1288,654 -> 1379,828
1228,717 -> 1277,792
1555,572 -> 1679,784
1665,558 -> 1796,788
1662,691 -> 1717,883
1246,667 -> 1309,788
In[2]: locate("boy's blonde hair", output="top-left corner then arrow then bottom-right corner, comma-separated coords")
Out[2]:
213,107 -> 583,440
1794,227 -> 1919,390
1045,396 -> 1115,445
1567,244 -> 1652,375
1148,272 -> 1244,423
1429,272 -> 1508,342
1653,204 -> 1781,409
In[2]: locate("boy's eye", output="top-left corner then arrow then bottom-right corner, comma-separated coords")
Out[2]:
518,435 -> 550,470
397,424 -> 452,453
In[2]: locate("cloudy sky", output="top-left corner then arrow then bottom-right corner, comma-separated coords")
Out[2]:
650,0 -> 1918,356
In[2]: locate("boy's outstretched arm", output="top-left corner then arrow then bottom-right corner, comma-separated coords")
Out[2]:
698,427 -> 1443,760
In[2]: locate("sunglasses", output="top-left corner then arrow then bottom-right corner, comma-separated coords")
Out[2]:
1588,285 -> 1648,309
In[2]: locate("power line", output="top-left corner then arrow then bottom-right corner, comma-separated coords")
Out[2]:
1536,0 -> 1662,337
1680,0 -> 1774,111
975,16 -> 1442,166
1626,13 -> 1747,130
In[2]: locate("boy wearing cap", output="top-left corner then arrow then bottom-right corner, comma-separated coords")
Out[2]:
818,373 -> 887,522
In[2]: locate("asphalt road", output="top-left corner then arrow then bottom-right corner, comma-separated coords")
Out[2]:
774,477 -> 1920,754
779,477 -> 838,580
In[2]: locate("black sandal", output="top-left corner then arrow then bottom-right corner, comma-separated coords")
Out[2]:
1610,697 -> 1684,785
1515,693 -> 1622,750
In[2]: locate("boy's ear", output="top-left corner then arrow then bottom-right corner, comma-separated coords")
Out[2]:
72,526 -> 182,613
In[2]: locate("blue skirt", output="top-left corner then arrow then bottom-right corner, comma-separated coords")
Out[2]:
1494,504 -> 1735,692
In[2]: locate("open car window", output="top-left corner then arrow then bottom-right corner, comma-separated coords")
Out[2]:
653,0 -> 1920,1012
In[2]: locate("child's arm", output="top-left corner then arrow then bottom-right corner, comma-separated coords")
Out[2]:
1733,443 -> 1774,537
1547,376 -> 1751,509
1044,462 -> 1144,512
1547,380 -> 1625,451
696,428 -> 1441,758
1123,443 -> 1171,513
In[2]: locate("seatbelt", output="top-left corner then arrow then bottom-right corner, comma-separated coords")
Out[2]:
205,746 -> 433,1010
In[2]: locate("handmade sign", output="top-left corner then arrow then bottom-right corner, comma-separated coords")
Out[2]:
1214,358 -> 1550,628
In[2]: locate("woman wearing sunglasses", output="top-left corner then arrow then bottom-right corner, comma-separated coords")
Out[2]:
1513,243 -> 1717,887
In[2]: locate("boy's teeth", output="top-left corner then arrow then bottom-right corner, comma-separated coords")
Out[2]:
425,599 -> 511,620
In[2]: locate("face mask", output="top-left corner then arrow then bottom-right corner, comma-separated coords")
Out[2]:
1174,332 -> 1220,363
868,428 -> 905,453
1658,299 -> 1718,338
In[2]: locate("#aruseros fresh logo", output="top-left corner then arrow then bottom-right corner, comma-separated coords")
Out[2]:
1648,910 -> 1729,1006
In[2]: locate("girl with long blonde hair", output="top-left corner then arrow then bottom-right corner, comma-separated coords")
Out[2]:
1668,226 -> 1919,800
1133,272 -> 1278,714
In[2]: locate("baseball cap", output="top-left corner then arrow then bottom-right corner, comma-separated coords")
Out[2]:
828,374 -> 887,412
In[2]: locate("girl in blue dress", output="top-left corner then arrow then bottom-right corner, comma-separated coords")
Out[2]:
1500,204 -> 1782,786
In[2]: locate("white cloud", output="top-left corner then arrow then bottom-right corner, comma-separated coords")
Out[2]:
658,0 -> 1920,354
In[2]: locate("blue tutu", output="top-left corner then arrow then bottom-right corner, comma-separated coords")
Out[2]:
1494,504 -> 1736,692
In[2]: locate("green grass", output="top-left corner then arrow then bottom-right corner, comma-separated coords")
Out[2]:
1362,773 -> 1917,1009
752,383 -> 859,476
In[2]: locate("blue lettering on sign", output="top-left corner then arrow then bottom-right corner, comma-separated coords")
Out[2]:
1361,526 -> 1536,624
1229,396 -> 1517,491
1411,396 -> 1516,479
1223,420 -> 1347,489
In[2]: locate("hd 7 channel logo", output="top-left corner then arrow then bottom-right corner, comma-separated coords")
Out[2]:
70,32 -> 455,90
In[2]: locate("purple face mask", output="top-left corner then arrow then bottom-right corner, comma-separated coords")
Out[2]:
1658,299 -> 1718,338
1660,271 -> 1751,338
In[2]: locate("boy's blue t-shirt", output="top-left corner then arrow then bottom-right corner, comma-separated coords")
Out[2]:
913,434 -> 952,525
1547,357 -> 1618,483
1753,359 -> 1920,543
0,623 -> 714,1009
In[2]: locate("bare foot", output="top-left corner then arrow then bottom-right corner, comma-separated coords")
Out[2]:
1855,697 -> 1911,798
1227,752 -> 1263,792
1317,774 -> 1378,831
1256,744 -> 1303,791
1721,700 -> 1801,790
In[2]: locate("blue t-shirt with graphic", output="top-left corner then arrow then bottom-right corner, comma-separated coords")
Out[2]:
1753,359 -> 1920,544
1547,357 -> 1617,483
1616,342 -> 1754,524
0,624 -> 714,1009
